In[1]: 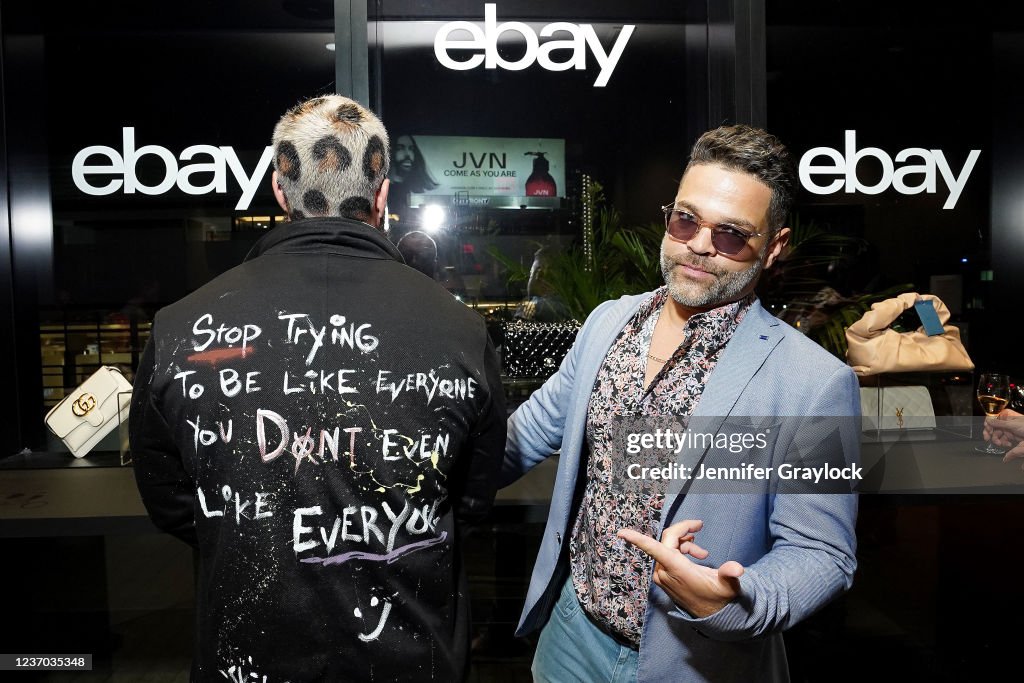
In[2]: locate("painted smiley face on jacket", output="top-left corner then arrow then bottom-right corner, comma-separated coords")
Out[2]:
353,591 -> 395,642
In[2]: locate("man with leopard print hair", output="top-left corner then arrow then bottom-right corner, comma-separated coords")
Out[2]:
131,95 -> 506,682
270,95 -> 390,224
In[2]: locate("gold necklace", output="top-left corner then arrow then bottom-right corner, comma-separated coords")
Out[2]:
647,352 -> 669,364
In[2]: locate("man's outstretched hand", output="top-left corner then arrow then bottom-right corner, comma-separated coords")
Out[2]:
618,520 -> 744,619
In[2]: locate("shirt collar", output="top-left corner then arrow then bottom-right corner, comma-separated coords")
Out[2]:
243,216 -> 404,263
640,286 -> 754,340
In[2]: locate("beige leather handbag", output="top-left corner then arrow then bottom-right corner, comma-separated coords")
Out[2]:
845,293 -> 974,376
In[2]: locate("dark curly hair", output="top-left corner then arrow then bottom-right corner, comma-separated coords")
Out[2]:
686,124 -> 795,232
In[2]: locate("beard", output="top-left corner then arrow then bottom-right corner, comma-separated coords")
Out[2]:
659,242 -> 765,309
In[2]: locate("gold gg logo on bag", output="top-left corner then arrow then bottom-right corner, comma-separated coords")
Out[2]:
71,393 -> 97,417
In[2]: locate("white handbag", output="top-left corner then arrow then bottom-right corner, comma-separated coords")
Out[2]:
860,385 -> 936,431
44,366 -> 133,457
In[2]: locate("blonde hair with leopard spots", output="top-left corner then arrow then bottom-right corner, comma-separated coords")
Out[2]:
272,95 -> 389,222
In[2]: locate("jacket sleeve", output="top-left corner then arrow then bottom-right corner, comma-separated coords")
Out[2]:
500,299 -> 617,487
129,334 -> 198,547
453,333 -> 508,524
668,364 -> 860,640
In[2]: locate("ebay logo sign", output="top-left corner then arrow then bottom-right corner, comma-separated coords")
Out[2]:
434,4 -> 634,87
798,130 -> 981,210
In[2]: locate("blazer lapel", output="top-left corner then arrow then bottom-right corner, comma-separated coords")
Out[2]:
664,302 -> 784,499
560,295 -> 649,483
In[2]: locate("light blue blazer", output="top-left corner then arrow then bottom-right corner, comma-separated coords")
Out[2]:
502,293 -> 860,683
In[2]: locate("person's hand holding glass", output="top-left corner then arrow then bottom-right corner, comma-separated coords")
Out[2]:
976,373 -> 1011,453
984,407 -> 1024,466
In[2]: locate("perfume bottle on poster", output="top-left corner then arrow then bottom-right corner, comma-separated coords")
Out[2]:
524,151 -> 556,197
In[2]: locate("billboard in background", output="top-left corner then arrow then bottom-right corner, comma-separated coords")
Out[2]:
401,135 -> 565,208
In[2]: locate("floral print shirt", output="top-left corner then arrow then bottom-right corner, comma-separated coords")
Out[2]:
569,287 -> 753,647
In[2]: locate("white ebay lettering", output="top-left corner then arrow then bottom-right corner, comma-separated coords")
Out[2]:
434,4 -> 634,88
798,130 -> 980,210
71,127 -> 273,211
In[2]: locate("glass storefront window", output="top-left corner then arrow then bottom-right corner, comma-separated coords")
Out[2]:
3,0 -> 736,449
765,4 -> 1003,371
4,3 -> 335,449
369,2 -> 710,309
5,1 -> 718,449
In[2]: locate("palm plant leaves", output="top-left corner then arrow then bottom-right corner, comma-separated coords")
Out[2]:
488,180 -> 663,321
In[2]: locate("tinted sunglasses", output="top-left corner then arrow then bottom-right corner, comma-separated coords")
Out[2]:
661,203 -> 767,255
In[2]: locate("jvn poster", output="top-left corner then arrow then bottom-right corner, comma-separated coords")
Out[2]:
390,134 -> 565,208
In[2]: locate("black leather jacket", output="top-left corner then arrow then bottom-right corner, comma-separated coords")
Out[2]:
130,217 -> 505,682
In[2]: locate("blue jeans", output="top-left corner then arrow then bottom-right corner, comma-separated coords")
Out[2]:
532,578 -> 640,683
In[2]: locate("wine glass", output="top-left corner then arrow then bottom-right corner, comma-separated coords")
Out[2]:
976,372 -> 1011,454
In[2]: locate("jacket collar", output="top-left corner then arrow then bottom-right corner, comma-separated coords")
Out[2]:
243,217 -> 404,263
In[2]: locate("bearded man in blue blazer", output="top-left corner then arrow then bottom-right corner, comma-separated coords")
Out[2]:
502,125 -> 860,682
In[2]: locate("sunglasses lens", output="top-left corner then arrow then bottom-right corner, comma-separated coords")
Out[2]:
664,209 -> 753,255
666,213 -> 699,241
712,231 -> 746,255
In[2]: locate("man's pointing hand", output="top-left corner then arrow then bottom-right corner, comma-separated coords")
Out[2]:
618,519 -> 743,619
